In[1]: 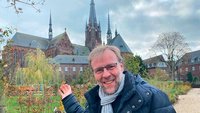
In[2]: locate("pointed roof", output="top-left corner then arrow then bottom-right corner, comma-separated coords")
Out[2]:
49,12 -> 52,32
89,0 -> 97,27
115,29 -> 118,37
11,32 -> 49,49
107,12 -> 112,35
49,12 -> 53,40
108,34 -> 132,53
48,31 -> 72,48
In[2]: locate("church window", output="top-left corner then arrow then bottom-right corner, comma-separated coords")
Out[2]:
20,50 -> 24,67
14,49 -> 17,65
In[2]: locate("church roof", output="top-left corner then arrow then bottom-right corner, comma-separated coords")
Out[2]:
11,32 -> 49,49
10,32 -> 90,56
51,55 -> 88,64
108,34 -> 132,53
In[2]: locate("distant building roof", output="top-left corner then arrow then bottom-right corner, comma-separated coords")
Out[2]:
51,55 -> 88,64
144,55 -> 165,64
108,34 -> 132,53
183,50 -> 200,64
11,32 -> 49,49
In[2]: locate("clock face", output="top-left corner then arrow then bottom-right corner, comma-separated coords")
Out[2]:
49,32 -> 52,35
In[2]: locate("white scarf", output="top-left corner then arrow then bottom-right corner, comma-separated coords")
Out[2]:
98,74 -> 125,113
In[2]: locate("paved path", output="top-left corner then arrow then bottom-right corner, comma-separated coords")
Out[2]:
173,88 -> 200,113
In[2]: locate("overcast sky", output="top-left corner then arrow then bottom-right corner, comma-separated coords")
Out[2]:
0,0 -> 200,59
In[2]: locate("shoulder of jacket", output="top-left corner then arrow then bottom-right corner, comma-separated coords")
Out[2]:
138,83 -> 172,109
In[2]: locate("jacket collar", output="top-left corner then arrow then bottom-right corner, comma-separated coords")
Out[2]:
84,85 -> 100,105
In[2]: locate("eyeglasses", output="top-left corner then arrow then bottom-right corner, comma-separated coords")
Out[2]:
93,63 -> 118,75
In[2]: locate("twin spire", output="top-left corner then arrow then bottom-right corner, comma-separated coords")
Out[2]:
107,12 -> 112,44
48,0 -> 117,46
89,0 -> 97,27
49,11 -> 53,40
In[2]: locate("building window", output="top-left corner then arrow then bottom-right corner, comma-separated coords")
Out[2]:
65,67 -> 68,71
14,49 -> 17,64
194,57 -> 198,62
185,67 -> 188,72
59,67 -> 62,71
20,50 -> 25,67
153,63 -> 156,67
192,66 -> 195,71
73,67 -> 76,71
80,67 -> 83,71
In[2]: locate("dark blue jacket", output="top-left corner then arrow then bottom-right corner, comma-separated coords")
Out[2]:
62,71 -> 176,113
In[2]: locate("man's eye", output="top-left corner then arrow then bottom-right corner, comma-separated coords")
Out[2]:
95,68 -> 103,74
106,65 -> 115,70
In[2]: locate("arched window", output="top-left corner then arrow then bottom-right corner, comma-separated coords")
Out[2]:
20,50 -> 25,67
14,49 -> 17,65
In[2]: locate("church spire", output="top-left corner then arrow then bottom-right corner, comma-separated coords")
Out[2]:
107,12 -> 112,44
48,11 -> 53,40
89,0 -> 97,27
85,0 -> 102,51
115,28 -> 118,37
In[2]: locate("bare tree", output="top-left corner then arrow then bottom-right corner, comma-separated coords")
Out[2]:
152,32 -> 190,80
6,0 -> 45,13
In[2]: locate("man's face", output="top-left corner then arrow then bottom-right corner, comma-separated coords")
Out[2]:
91,49 -> 124,95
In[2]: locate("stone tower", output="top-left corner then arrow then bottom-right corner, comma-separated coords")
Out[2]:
85,0 -> 102,51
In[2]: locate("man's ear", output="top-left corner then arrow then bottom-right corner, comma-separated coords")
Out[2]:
120,62 -> 125,71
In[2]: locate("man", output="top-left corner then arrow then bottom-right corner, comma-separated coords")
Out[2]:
58,45 -> 176,113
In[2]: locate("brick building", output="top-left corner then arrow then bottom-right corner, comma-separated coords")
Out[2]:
144,55 -> 168,76
178,50 -> 200,81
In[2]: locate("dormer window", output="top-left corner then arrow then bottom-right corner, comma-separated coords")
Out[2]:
194,57 -> 198,62
72,58 -> 75,62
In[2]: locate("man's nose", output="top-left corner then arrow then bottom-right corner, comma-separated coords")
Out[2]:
102,68 -> 110,78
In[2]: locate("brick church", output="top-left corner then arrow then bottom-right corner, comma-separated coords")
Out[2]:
3,0 -> 132,80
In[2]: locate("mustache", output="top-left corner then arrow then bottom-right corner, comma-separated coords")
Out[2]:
100,76 -> 115,82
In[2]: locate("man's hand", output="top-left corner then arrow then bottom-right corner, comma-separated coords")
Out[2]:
58,84 -> 72,99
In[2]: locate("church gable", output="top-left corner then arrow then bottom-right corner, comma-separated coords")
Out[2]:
53,32 -> 73,55
108,34 -> 132,54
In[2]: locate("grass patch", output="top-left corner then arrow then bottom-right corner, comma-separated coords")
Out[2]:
147,79 -> 191,103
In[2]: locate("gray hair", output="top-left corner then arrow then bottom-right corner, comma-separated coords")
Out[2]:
88,45 -> 123,66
